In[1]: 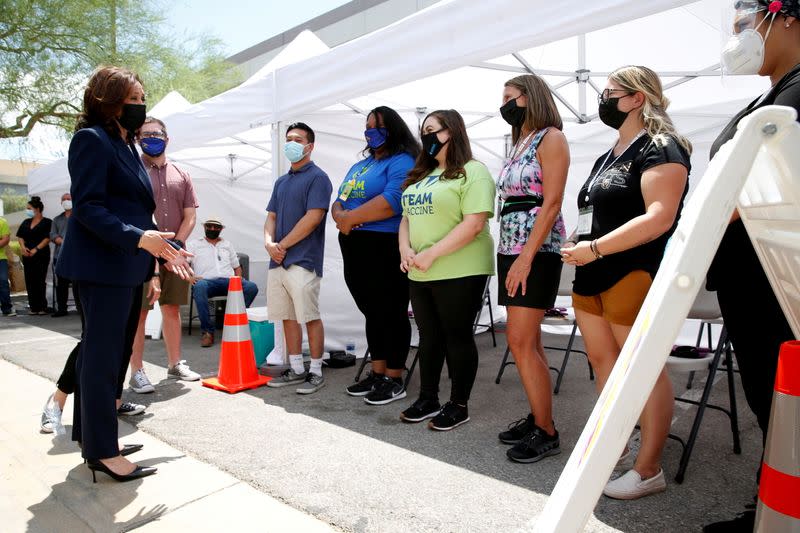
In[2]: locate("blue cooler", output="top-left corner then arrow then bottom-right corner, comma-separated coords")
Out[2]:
247,307 -> 274,367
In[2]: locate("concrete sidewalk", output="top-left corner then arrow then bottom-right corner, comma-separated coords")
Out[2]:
0,359 -> 335,532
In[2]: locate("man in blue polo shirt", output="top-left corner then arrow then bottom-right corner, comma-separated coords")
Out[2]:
264,122 -> 332,394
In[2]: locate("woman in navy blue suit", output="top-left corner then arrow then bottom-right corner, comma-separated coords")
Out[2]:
57,66 -> 192,482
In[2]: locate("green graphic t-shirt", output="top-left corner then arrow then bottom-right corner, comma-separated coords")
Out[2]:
402,159 -> 496,282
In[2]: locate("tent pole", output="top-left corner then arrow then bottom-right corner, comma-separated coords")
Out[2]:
271,121 -> 285,182
577,34 -> 588,123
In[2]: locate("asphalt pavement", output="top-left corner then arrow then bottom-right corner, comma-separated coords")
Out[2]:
0,309 -> 762,532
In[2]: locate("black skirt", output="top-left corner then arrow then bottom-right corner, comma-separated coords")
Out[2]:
497,252 -> 562,309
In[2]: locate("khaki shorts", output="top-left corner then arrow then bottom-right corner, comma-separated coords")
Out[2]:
267,265 -> 321,323
142,269 -> 190,309
572,270 -> 653,326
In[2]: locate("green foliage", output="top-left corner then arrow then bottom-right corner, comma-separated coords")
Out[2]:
0,0 -> 243,138
1,188 -> 28,213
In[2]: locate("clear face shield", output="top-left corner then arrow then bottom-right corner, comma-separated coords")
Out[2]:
721,1 -> 779,75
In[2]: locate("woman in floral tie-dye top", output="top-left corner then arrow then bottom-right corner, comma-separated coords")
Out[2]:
494,74 -> 569,465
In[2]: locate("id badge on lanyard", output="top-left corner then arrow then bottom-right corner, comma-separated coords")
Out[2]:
339,177 -> 357,201
577,207 -> 594,235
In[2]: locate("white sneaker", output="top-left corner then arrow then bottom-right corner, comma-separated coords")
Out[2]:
129,368 -> 155,393
40,394 -> 65,435
603,469 -> 666,500
167,360 -> 201,381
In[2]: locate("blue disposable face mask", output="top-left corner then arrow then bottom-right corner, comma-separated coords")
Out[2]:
25,209 -> 34,218
284,141 -> 308,163
364,127 -> 388,149
140,137 -> 166,157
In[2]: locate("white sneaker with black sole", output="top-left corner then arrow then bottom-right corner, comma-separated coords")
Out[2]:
364,375 -> 407,405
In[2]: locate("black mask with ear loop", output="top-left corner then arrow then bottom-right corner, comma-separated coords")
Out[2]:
499,97 -> 526,127
421,130 -> 448,158
598,97 -> 631,130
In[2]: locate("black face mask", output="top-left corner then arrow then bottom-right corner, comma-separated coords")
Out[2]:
499,97 -> 526,127
118,103 -> 147,133
205,229 -> 221,240
421,130 -> 448,158
598,98 -> 630,130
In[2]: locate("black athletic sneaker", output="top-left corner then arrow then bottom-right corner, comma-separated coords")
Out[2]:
498,413 -> 535,444
346,371 -> 381,397
364,375 -> 407,405
507,425 -> 560,463
400,397 -> 442,423
428,402 -> 470,431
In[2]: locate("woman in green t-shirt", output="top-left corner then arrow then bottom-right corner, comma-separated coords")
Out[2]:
398,109 -> 495,431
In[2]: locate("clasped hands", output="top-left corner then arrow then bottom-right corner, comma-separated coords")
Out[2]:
265,241 -> 286,264
138,230 -> 194,280
399,247 -> 435,273
559,240 -> 596,267
332,209 -> 361,235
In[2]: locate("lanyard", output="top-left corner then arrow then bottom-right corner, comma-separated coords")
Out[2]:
584,129 -> 645,202
339,159 -> 375,201
509,130 -> 536,163
499,130 -> 537,190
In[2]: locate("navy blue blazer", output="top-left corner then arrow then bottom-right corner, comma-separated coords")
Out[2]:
57,125 -> 157,287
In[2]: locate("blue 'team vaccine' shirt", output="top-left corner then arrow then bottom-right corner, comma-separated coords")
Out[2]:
336,152 -> 415,233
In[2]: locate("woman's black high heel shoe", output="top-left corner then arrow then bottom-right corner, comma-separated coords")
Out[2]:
87,460 -> 157,483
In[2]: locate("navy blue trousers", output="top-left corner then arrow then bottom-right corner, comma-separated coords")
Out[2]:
72,282 -> 142,460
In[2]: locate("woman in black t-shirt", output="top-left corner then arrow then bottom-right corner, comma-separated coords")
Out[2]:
561,66 -> 691,500
16,196 -> 52,314
702,2 -> 799,532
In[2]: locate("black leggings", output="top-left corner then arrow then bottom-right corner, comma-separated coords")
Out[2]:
717,274 -> 794,447
22,254 -> 50,312
410,275 -> 487,404
339,230 -> 411,371
58,283 -> 142,400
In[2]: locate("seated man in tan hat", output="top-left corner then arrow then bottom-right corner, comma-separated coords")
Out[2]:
187,217 -> 258,347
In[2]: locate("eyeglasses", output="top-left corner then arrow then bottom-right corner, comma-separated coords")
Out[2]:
205,224 -> 222,230
140,131 -> 167,139
598,88 -> 634,104
733,3 -> 767,34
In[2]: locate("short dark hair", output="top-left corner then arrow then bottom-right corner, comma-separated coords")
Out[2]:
286,122 -> 315,143
363,106 -> 420,159
28,195 -> 44,212
143,116 -> 167,135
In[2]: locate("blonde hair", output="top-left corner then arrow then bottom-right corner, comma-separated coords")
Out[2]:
504,74 -> 562,144
609,65 -> 692,155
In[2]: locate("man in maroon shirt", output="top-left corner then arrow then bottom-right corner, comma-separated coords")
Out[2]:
129,117 -> 200,393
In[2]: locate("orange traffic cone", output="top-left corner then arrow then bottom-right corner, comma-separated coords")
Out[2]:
202,276 -> 271,393
755,340 -> 800,532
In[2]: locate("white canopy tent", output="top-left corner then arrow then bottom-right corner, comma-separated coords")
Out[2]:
28,0 -> 768,350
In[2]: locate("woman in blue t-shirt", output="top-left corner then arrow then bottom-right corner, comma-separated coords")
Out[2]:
332,106 -> 419,405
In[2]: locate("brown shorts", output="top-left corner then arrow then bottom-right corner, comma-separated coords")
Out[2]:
141,269 -> 190,309
571,270 -> 653,326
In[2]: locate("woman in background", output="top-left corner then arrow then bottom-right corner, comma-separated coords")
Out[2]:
16,196 -> 52,315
